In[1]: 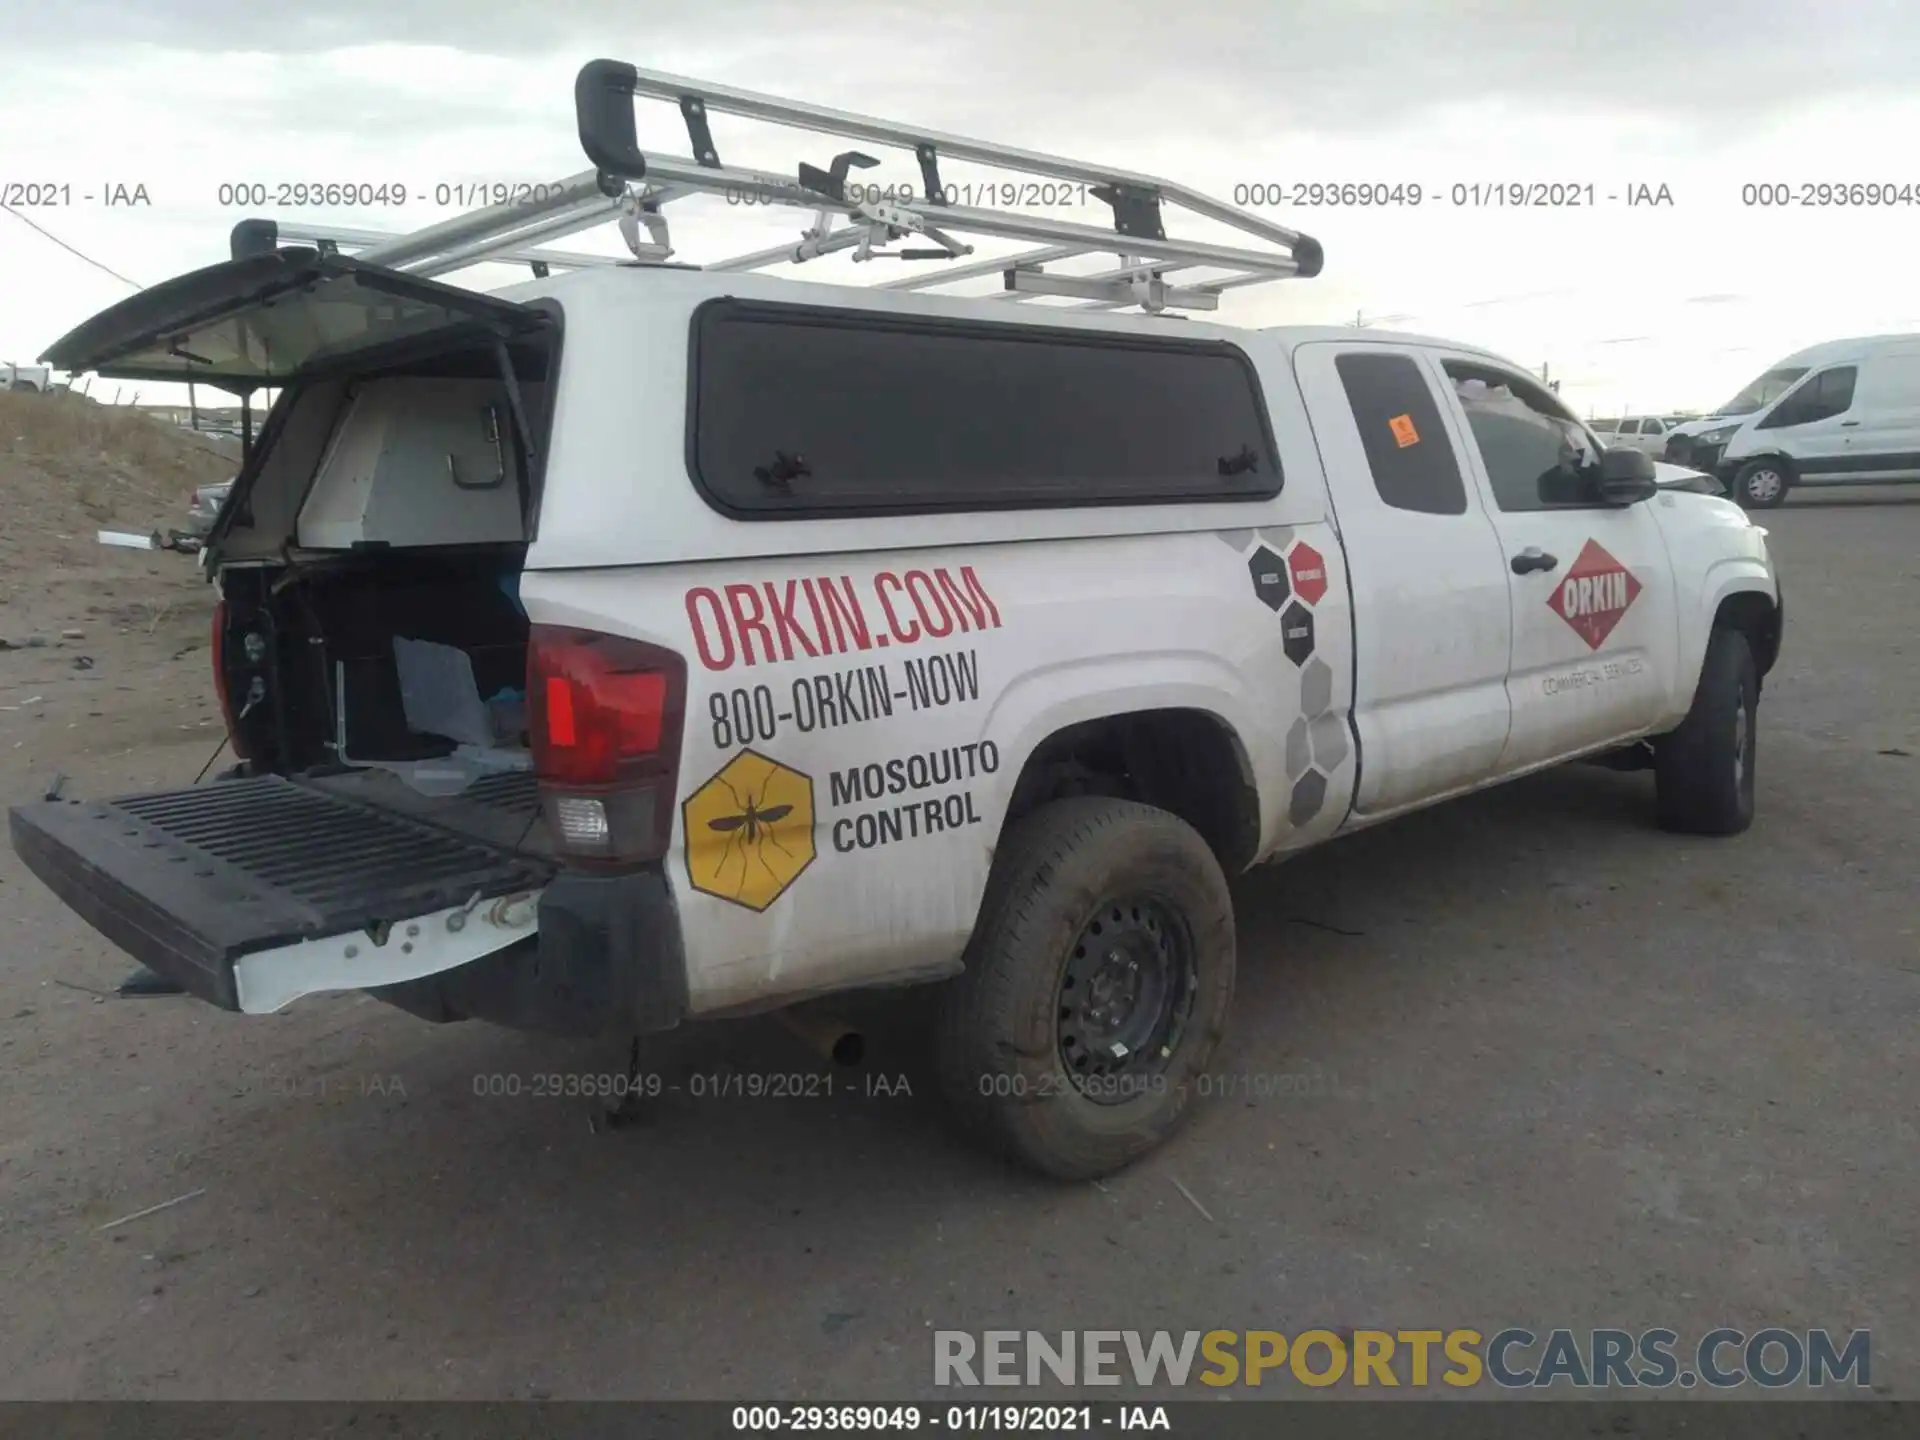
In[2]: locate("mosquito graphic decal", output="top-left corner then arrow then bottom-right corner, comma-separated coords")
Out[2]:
682,749 -> 817,911
706,779 -> 796,891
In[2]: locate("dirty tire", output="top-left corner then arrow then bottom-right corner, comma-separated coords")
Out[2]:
1655,627 -> 1757,836
934,797 -> 1236,1181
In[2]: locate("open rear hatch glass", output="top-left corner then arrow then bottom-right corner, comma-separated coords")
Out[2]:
10,776 -> 554,1013
39,248 -> 547,387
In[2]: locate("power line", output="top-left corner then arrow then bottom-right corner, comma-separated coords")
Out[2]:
0,204 -> 143,290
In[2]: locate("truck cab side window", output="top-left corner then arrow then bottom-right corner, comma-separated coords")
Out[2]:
1757,365 -> 1857,429
1442,360 -> 1605,512
1333,351 -> 1468,515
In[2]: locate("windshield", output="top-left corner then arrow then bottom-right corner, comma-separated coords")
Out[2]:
1715,365 -> 1810,416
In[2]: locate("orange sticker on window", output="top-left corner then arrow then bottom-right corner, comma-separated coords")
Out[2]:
1389,413 -> 1420,448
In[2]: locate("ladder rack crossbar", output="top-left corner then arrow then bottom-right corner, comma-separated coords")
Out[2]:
876,245 -> 1087,291
230,60 -> 1324,316
603,64 -> 1317,260
355,170 -> 611,269
262,220 -> 653,273
622,151 -> 1309,278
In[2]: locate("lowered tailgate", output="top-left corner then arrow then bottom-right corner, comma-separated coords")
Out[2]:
10,775 -> 554,1013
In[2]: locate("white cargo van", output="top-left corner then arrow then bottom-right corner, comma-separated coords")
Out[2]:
9,62 -> 1783,1179
1664,365 -> 1811,470
1670,335 -> 1920,508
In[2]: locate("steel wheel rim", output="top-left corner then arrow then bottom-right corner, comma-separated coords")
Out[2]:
1746,469 -> 1783,502
1056,897 -> 1197,1105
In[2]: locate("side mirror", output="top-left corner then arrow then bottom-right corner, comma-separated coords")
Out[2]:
1598,445 -> 1658,505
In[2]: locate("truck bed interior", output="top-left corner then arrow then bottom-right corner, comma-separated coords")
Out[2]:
212,327 -> 559,859
9,323 -> 568,1007
224,546 -> 551,852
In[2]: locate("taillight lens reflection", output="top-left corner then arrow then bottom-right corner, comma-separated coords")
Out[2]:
527,625 -> 686,864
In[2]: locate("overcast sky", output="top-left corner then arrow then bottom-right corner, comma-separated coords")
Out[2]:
5,0 -> 1920,418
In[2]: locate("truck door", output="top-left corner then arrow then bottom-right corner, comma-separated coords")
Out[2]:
1292,342 -> 1513,818
1429,354 -> 1681,775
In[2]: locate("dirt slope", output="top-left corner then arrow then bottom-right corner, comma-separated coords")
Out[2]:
0,391 -> 228,743
0,389 -> 239,580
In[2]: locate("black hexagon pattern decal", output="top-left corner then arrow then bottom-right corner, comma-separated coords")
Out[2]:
1247,546 -> 1290,611
1281,601 -> 1315,666
1221,530 -> 1343,829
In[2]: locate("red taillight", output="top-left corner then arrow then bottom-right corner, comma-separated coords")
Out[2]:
210,599 -> 252,760
544,676 -> 577,747
528,625 -> 686,863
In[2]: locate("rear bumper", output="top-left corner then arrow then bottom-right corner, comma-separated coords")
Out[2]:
371,867 -> 690,1036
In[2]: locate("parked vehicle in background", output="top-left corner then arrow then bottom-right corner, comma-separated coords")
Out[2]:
1665,358 -> 1825,472
3,362 -> 52,392
1589,415 -> 1678,456
184,479 -> 235,538
1696,335 -> 1920,508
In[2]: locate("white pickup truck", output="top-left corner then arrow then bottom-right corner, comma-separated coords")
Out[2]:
10,63 -> 1782,1180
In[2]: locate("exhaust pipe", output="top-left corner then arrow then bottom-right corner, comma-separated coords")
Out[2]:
777,1008 -> 865,1068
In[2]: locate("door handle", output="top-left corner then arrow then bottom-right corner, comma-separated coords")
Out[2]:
1511,548 -> 1558,575
1840,419 -> 1860,427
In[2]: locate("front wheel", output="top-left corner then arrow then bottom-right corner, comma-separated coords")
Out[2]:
1731,458 -> 1791,509
934,797 -> 1236,1181
1654,627 -> 1758,835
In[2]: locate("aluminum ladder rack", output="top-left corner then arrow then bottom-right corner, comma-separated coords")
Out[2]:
231,60 -> 1323,316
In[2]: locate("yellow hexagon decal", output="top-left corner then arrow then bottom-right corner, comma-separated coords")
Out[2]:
681,749 -> 817,911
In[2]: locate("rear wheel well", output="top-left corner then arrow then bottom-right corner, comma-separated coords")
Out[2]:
1714,590 -> 1781,679
1001,709 -> 1261,874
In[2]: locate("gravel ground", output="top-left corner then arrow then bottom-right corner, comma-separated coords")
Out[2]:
0,490 -> 1914,1403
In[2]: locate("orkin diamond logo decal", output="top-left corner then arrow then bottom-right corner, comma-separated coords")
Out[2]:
1548,539 -> 1642,650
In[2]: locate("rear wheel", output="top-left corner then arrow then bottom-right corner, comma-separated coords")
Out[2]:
1732,458 -> 1791,509
1655,627 -> 1758,835
934,797 -> 1236,1181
